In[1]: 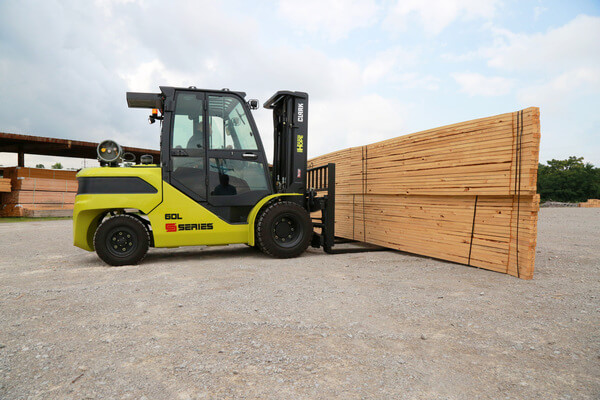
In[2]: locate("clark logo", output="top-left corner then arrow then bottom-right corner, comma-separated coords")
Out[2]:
297,102 -> 304,122
296,134 -> 304,153
165,223 -> 214,232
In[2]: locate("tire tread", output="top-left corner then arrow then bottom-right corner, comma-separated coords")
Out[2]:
255,200 -> 312,258
93,214 -> 150,266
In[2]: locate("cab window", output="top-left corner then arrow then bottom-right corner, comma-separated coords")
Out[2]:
171,92 -> 206,199
172,93 -> 204,150
209,96 -> 258,150
208,158 -> 269,196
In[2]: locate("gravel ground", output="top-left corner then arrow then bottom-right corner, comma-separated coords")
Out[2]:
0,208 -> 598,399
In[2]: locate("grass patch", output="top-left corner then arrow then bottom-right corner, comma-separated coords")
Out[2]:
0,217 -> 72,223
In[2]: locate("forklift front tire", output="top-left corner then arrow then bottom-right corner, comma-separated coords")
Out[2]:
256,201 -> 312,258
93,214 -> 150,266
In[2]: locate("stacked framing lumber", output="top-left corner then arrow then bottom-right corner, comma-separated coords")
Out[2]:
0,167 -> 77,217
0,178 -> 10,192
309,107 -> 540,279
579,199 -> 600,208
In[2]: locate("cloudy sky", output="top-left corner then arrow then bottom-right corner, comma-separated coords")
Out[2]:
0,0 -> 598,169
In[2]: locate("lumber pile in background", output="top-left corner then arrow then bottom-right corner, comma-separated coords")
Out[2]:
0,178 -> 10,192
309,107 -> 540,279
0,167 -> 77,217
579,199 -> 600,208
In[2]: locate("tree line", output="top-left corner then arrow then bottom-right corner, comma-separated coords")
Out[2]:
36,163 -> 63,169
537,157 -> 600,203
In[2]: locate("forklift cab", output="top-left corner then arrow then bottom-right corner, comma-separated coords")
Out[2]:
127,87 -> 308,224
161,88 -> 271,223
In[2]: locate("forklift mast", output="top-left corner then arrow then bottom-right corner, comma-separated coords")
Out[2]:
263,91 -> 308,195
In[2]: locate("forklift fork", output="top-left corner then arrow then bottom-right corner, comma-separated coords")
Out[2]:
307,163 -> 384,254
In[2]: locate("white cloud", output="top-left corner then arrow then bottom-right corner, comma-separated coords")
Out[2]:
360,47 -> 439,91
277,0 -> 379,41
94,0 -> 139,17
395,73 -> 441,91
383,0 -> 500,34
516,67 -> 600,166
452,72 -> 514,96
484,15 -> 600,72
362,46 -> 419,85
120,59 -> 194,92
517,67 -> 600,111
309,94 -> 408,157
440,51 -> 478,63
534,6 -> 548,20
470,14 -> 600,164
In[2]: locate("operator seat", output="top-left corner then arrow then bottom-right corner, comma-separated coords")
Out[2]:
187,132 -> 203,149
187,117 -> 204,149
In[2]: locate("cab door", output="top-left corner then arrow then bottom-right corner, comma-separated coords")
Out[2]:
168,91 -> 207,202
205,94 -> 272,223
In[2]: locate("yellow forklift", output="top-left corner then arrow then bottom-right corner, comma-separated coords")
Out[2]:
73,86 -> 340,265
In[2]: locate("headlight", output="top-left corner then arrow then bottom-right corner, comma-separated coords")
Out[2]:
97,140 -> 123,164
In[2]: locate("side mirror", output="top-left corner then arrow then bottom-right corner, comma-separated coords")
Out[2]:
247,99 -> 259,110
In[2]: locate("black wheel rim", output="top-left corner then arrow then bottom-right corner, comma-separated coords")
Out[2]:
272,212 -> 304,248
105,226 -> 138,258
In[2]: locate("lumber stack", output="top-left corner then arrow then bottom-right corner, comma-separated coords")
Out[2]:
0,167 -> 78,217
0,178 -> 10,192
309,107 -> 540,279
579,199 -> 600,208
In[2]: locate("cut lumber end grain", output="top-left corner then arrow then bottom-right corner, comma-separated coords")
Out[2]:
1,167 -> 78,181
0,203 -> 74,217
14,177 -> 79,192
0,168 -> 79,218
1,190 -> 76,205
0,178 -> 11,192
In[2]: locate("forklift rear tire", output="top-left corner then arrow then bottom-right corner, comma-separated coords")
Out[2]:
93,214 -> 150,266
256,201 -> 312,258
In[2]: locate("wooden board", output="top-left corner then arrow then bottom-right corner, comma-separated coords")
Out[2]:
0,178 -> 11,193
0,167 -> 77,181
0,168 -> 79,217
309,108 -> 540,279
579,199 -> 600,208
1,191 -> 76,205
0,203 -> 74,217
12,177 -> 78,192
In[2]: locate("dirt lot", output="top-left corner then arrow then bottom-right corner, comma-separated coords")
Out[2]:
0,208 -> 598,399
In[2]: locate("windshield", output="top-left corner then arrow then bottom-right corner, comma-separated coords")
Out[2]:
209,96 -> 258,150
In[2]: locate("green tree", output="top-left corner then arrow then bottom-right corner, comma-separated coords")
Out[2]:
35,163 -> 45,168
51,162 -> 63,170
537,156 -> 600,202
